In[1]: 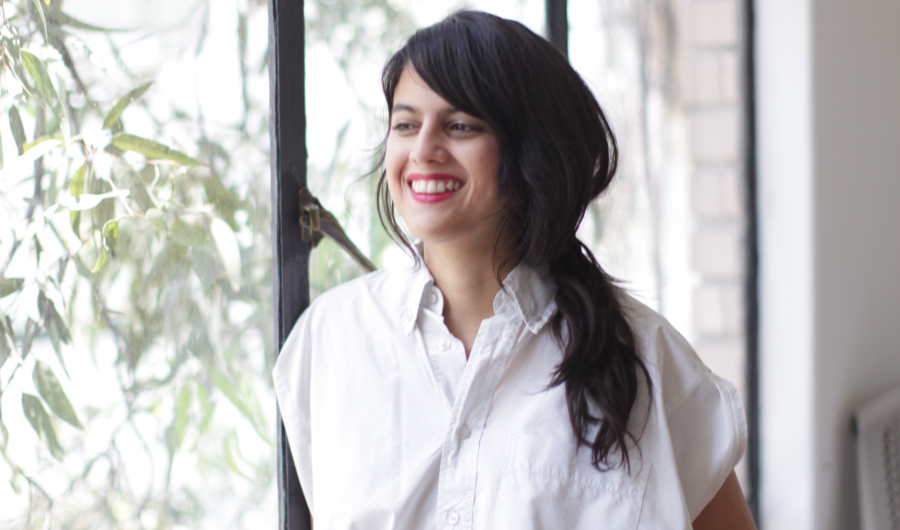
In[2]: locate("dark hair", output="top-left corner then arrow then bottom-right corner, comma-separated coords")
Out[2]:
376,10 -> 651,471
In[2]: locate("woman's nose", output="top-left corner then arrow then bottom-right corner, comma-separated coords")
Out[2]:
409,123 -> 448,165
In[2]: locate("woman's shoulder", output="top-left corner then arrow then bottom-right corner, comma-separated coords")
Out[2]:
299,266 -> 429,338
614,288 -> 717,411
614,289 -> 692,357
306,267 -> 412,314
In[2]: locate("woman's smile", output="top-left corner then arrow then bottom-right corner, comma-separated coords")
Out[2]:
407,173 -> 464,203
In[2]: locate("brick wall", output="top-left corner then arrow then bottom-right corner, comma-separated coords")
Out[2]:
679,0 -> 749,488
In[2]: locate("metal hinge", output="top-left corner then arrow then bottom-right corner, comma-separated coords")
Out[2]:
299,187 -> 376,273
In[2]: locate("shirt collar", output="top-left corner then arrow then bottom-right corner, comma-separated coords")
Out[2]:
392,255 -> 557,336
395,262 -> 435,335
494,264 -> 557,334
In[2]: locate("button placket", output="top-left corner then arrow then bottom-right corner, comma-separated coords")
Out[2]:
435,318 -> 519,530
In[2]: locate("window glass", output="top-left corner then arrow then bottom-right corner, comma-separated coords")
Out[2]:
0,0 -> 276,527
569,0 -> 750,487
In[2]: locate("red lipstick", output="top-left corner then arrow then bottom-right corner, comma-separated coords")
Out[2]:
407,173 -> 464,204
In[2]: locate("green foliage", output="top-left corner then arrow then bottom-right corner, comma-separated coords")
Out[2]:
0,0 -> 412,525
111,133 -> 203,167
0,0 -> 279,524
103,82 -> 152,129
32,361 -> 81,429
8,108 -> 25,155
21,394 -> 63,461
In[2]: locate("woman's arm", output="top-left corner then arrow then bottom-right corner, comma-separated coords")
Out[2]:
692,471 -> 757,530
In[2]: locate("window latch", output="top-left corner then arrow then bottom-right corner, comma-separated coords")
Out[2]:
299,187 -> 376,273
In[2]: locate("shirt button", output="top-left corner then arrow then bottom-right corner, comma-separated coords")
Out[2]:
439,339 -> 450,351
429,292 -> 438,305
447,511 -> 460,525
458,425 -> 471,440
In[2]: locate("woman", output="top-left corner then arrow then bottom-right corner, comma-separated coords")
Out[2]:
274,10 -> 756,529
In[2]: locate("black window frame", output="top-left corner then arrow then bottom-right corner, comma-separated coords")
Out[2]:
268,0 -> 759,526
269,0 -> 311,528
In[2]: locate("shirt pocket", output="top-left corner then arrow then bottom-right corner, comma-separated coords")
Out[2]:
492,434 -> 651,530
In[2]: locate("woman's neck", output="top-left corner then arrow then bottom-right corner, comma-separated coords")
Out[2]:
423,241 -> 514,358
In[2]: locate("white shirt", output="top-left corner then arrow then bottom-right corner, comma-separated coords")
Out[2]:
273,263 -> 747,530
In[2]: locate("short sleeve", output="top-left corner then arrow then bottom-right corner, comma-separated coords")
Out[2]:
272,308 -> 315,513
654,323 -> 748,520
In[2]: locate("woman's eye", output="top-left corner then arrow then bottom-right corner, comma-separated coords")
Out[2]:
391,122 -> 414,132
449,122 -> 479,133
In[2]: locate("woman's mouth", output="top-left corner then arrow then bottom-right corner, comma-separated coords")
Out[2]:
408,174 -> 463,203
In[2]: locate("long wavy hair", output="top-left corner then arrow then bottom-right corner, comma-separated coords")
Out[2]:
374,10 -> 651,471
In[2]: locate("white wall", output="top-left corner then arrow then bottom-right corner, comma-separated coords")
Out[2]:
757,0 -> 900,529
812,0 -> 900,528
756,0 -> 814,527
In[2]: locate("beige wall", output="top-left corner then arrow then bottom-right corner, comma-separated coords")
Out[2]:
757,0 -> 900,528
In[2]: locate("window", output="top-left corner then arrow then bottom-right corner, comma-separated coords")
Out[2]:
0,0 -> 757,527
1,1 -> 276,527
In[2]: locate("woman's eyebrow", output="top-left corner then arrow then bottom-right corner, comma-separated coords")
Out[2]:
392,103 -> 417,113
391,103 -> 462,115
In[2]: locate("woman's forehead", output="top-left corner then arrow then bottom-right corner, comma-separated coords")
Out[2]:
391,67 -> 455,114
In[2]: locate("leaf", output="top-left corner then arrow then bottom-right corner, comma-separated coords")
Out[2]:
0,416 -> 8,451
224,433 -> 250,479
93,220 -> 119,273
102,220 -> 119,250
49,10 -> 128,32
210,217 -> 241,291
9,107 -> 26,155
103,82 -> 153,129
111,134 -> 203,167
0,326 -> 10,371
213,371 -> 269,443
21,50 -> 59,111
195,383 -> 216,434
33,361 -> 81,429
23,133 -> 66,153
29,0 -> 48,40
20,51 -> 70,146
112,158 -> 154,212
168,222 -> 210,248
146,208 -> 167,232
22,393 -> 64,460
89,177 -> 115,229
201,177 -> 239,227
212,372 -> 254,429
69,165 -> 86,233
0,139 -> 61,181
0,278 -> 24,298
91,249 -> 108,274
172,386 -> 192,451
69,165 -> 86,197
38,290 -> 71,375
0,392 -> 8,449
58,189 -> 129,211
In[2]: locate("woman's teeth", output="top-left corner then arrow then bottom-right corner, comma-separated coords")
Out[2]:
411,179 -> 461,194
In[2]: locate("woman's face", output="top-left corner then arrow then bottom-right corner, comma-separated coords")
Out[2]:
385,66 -> 504,252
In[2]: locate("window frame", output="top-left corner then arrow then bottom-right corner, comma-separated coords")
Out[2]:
268,0 -> 311,528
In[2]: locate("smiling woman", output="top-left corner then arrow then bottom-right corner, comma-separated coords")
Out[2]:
273,10 -> 756,530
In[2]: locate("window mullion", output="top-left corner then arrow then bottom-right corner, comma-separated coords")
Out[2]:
268,0 -> 312,529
